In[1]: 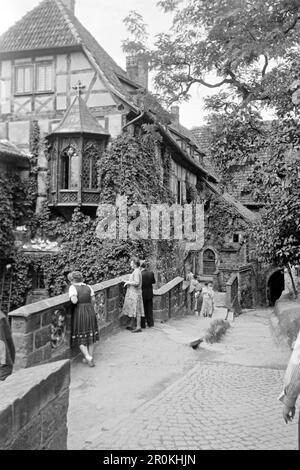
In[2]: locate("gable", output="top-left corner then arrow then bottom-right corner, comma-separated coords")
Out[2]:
0,0 -> 80,55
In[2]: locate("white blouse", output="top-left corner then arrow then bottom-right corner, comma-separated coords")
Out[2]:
69,283 -> 95,298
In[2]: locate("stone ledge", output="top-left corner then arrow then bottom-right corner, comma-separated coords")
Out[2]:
0,360 -> 70,407
9,276 -> 128,319
154,277 -> 184,296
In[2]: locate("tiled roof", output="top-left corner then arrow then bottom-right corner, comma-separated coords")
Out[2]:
191,125 -> 272,206
207,181 -> 259,223
0,0 -> 80,53
157,122 -> 218,182
0,0 -> 139,105
50,93 -> 109,135
190,126 -> 219,179
0,0 -> 218,179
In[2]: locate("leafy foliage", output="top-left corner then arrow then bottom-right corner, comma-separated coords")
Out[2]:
7,131 -> 180,309
205,319 -> 231,344
206,103 -> 266,188
124,0 -> 300,106
0,173 -> 35,259
99,131 -> 173,205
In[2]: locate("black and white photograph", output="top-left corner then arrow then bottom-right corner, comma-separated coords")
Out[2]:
0,0 -> 300,454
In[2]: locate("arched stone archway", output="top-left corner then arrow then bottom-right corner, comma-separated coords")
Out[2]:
202,247 -> 218,275
266,268 -> 285,306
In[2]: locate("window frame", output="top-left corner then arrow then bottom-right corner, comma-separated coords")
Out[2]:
14,64 -> 34,96
14,61 -> 54,96
35,61 -> 54,94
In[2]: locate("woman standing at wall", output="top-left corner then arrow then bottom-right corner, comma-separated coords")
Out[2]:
68,271 -> 99,367
121,258 -> 145,333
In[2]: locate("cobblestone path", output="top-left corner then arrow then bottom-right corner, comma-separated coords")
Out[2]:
69,309 -> 298,450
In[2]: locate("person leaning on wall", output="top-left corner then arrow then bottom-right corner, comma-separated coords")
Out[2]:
0,310 -> 15,381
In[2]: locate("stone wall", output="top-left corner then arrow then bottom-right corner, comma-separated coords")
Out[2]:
9,275 -> 192,369
9,276 -> 127,369
153,277 -> 189,322
0,360 -> 70,450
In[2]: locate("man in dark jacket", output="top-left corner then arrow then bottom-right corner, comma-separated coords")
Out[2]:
0,310 -> 15,381
140,261 -> 156,329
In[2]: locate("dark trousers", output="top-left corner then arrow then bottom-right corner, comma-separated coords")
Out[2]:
0,365 -> 13,381
141,298 -> 154,328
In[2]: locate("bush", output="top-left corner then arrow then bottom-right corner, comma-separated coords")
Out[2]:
205,319 -> 231,344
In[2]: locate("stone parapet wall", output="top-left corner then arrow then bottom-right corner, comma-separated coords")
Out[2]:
9,275 -> 192,369
9,276 -> 127,369
153,277 -> 190,321
0,360 -> 70,450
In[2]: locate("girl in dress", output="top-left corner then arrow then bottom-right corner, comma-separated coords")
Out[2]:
200,282 -> 215,318
68,271 -> 99,367
121,258 -> 145,333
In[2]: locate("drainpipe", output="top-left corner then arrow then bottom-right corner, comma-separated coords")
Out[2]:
122,111 -> 145,130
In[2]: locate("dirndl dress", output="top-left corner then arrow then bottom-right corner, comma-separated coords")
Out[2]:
70,284 -> 99,347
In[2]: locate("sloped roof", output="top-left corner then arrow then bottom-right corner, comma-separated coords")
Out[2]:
50,93 -> 109,135
0,0 -> 217,179
0,0 -> 79,53
0,140 -> 30,168
157,121 -> 218,182
0,0 -> 139,105
207,181 -> 259,223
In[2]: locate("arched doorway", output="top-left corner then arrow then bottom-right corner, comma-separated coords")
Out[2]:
267,270 -> 284,306
203,249 -> 216,275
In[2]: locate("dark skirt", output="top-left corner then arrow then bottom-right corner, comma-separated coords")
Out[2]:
72,303 -> 99,347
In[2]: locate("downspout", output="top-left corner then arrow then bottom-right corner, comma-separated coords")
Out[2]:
122,111 -> 145,130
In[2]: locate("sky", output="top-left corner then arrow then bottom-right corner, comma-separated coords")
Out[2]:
0,0 -> 219,129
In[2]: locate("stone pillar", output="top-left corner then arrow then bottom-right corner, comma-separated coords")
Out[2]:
36,138 -> 49,214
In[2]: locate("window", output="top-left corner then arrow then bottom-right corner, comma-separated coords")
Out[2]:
203,249 -> 216,275
14,62 -> 53,94
15,65 -> 33,94
61,146 -> 79,190
177,180 -> 182,204
36,63 -> 53,92
233,233 -> 240,243
82,155 -> 98,189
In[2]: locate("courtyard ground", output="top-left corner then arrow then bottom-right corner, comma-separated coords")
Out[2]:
68,308 -> 297,450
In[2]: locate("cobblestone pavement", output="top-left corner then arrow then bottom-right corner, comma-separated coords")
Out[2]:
69,308 -> 298,450
87,362 -> 297,450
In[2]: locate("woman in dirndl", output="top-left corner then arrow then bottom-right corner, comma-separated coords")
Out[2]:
68,271 -> 99,367
121,258 -> 145,333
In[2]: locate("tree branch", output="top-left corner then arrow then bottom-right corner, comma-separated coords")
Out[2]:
261,54 -> 268,77
188,76 -> 233,88
283,14 -> 300,35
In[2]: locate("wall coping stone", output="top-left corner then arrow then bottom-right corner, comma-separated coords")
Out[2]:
226,273 -> 238,287
9,276 -> 128,319
154,277 -> 184,296
0,360 -> 70,413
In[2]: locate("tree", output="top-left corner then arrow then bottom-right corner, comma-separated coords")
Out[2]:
123,0 -> 300,293
124,0 -> 300,106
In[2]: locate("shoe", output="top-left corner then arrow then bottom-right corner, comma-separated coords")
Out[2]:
126,326 -> 134,331
87,358 -> 95,367
131,328 -> 142,333
82,358 -> 88,364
